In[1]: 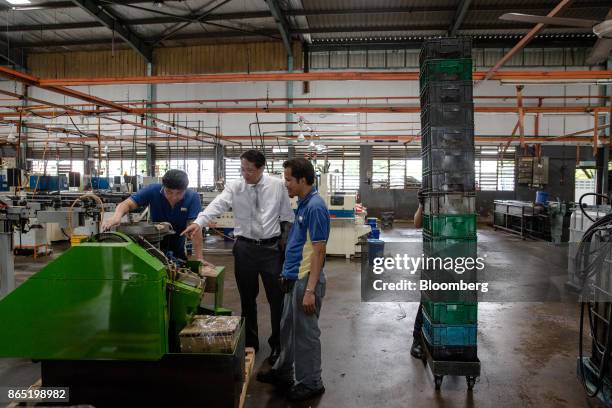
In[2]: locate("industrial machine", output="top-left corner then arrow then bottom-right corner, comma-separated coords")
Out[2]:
317,170 -> 371,258
0,191 -> 133,295
200,191 -> 236,232
0,222 -> 244,406
573,193 -> 612,407
28,175 -> 69,192
493,199 -> 572,242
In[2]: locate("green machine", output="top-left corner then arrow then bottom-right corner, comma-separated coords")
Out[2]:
0,227 -> 246,407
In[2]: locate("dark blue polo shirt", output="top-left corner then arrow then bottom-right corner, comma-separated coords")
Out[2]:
282,188 -> 330,280
130,183 -> 202,257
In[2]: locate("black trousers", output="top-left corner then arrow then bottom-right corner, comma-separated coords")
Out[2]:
232,238 -> 284,351
413,303 -> 423,340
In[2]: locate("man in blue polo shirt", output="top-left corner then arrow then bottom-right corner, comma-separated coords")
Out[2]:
257,158 -> 330,402
101,169 -> 204,261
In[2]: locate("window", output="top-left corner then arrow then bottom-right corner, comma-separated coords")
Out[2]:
30,159 -> 85,176
475,146 -> 515,191
372,159 -> 390,189
372,146 -> 421,190
373,158 -> 422,190
167,159 -> 198,188
200,159 -> 215,187
265,160 -> 285,176
327,159 -> 359,193
405,159 -> 422,189
30,160 -> 57,175
225,158 -> 241,182
71,160 -> 84,175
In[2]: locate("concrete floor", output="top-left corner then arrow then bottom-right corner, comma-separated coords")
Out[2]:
0,225 -> 605,407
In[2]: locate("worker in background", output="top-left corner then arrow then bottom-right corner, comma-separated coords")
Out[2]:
256,158 -> 330,402
182,150 -> 294,365
410,189 -> 425,359
101,169 -> 204,263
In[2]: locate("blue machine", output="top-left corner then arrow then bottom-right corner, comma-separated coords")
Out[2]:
0,175 -> 7,191
29,175 -> 68,191
91,177 -> 111,190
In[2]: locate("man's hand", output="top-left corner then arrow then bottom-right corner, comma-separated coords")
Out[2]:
101,215 -> 121,232
181,223 -> 202,240
417,188 -> 425,206
302,290 -> 316,315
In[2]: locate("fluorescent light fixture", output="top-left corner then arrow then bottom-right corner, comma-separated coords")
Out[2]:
6,0 -> 32,5
11,5 -> 41,9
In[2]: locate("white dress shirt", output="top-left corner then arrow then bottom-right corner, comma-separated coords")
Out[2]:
194,174 -> 295,240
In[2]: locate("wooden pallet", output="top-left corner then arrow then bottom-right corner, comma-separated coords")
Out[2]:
8,348 -> 256,408
239,347 -> 256,408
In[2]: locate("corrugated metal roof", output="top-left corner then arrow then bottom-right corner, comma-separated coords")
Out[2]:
0,0 -> 605,53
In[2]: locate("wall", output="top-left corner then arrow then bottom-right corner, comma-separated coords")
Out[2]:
27,42 -> 302,78
359,144 -> 600,221
359,145 -> 419,219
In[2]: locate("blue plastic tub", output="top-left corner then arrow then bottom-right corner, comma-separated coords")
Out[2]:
370,228 -> 380,239
422,309 -> 477,346
367,239 -> 384,263
535,191 -> 549,204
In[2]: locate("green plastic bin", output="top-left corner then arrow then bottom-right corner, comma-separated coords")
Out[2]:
423,301 -> 478,325
423,214 -> 477,239
419,58 -> 473,90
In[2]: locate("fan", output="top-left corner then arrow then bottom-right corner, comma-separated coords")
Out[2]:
499,8 -> 612,64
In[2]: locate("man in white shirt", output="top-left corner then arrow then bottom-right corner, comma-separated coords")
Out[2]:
182,150 -> 294,364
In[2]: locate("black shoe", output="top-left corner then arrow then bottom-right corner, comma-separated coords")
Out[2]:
268,348 -> 280,366
410,338 -> 423,359
287,383 -> 325,401
256,369 -> 294,390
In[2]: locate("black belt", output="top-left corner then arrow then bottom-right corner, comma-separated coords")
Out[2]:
237,235 -> 280,245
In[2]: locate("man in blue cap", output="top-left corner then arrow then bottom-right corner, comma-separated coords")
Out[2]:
102,169 -> 204,262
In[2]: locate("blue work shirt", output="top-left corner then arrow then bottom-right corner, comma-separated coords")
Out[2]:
130,183 -> 202,257
282,188 -> 330,280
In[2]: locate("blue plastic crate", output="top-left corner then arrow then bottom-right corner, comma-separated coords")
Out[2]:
423,337 -> 478,361
422,309 -> 477,346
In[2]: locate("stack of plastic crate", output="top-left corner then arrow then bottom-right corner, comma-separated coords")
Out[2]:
419,37 -> 478,361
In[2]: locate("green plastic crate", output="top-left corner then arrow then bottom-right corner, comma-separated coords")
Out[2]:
423,214 -> 477,239
422,233 -> 477,258
419,58 -> 473,90
423,301 -> 478,325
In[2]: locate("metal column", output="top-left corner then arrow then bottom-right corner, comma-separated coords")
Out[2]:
0,231 -> 15,298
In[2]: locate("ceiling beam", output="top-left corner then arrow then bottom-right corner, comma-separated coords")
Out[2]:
15,33 -> 596,51
68,0 -> 153,62
265,0 -> 293,58
448,0 -> 473,36
1,0 -> 608,12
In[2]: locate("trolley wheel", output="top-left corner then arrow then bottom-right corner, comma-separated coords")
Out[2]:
466,376 -> 476,390
434,375 -> 443,390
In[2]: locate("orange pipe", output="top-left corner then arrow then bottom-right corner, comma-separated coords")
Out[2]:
1,105 -> 608,117
35,70 -> 612,86
5,94 -> 607,110
33,135 -> 609,144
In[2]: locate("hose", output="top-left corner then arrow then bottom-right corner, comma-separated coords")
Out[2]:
65,193 -> 105,238
579,192 -> 609,222
576,194 -> 612,398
